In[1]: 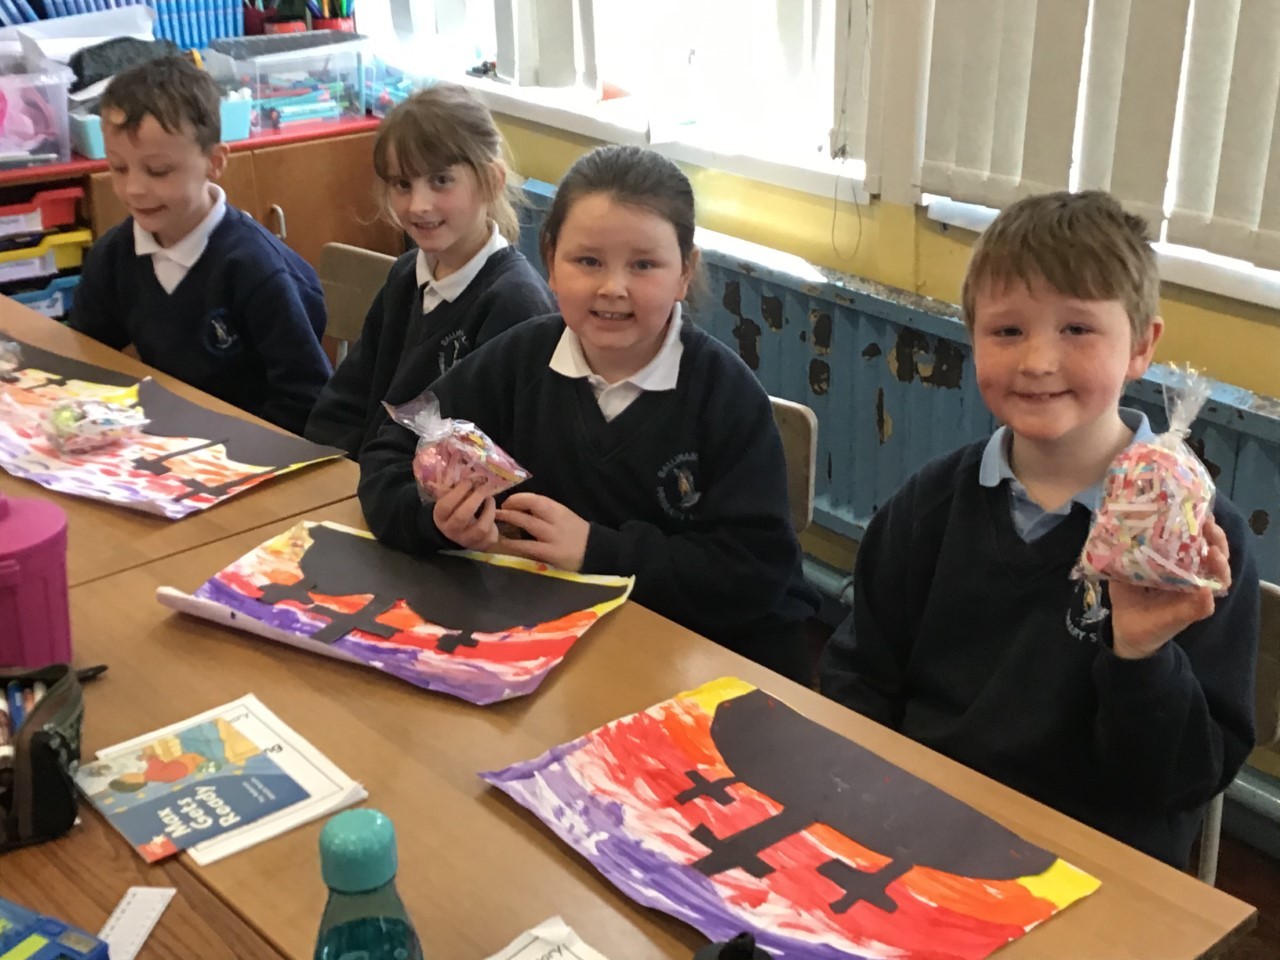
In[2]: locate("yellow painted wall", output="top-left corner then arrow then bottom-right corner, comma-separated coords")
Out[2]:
498,114 -> 1280,398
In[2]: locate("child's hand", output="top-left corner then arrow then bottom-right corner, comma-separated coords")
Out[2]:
432,481 -> 498,551
1109,516 -> 1232,659
494,493 -> 590,572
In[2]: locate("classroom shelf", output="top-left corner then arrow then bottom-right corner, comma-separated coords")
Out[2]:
0,229 -> 92,283
0,116 -> 383,189
0,187 -> 83,239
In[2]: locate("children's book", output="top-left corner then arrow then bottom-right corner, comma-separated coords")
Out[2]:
79,694 -> 365,864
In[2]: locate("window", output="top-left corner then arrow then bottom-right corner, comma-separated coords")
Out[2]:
358,0 -> 497,74
588,0 -> 838,159
358,0 -> 873,176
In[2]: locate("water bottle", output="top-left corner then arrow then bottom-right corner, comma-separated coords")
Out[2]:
315,809 -> 423,960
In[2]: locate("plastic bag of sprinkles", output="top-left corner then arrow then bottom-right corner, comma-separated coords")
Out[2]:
0,339 -> 20,380
383,392 -> 529,504
1075,368 -> 1224,594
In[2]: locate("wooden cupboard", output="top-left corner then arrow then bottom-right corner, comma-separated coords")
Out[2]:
86,130 -> 402,267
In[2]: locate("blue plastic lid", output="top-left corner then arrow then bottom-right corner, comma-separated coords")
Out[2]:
319,809 -> 398,893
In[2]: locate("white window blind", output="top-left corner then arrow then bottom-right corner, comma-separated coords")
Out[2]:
920,0 -> 1089,208
1167,0 -> 1280,270
1074,0 -> 1190,227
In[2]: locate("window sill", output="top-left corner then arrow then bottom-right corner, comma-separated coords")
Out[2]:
926,196 -> 1280,313
452,74 -> 870,205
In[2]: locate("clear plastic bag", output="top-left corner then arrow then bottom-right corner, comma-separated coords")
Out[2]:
43,399 -> 150,455
383,392 -> 530,504
1075,368 -> 1223,593
0,339 -> 20,381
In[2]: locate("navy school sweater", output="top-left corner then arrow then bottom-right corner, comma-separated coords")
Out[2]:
819,440 -> 1259,867
69,205 -> 331,436
303,246 -> 554,456
358,315 -> 821,677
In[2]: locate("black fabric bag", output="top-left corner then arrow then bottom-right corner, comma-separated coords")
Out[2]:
0,664 -> 84,853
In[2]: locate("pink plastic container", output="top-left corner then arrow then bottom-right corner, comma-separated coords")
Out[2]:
0,492 -> 71,668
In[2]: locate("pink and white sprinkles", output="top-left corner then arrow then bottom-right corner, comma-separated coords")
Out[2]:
1077,368 -> 1223,593
1079,440 -> 1220,592
384,391 -> 530,504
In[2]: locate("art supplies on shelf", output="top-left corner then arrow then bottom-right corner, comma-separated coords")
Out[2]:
365,57 -> 434,117
149,0 -> 244,52
203,36 -> 368,133
483,678 -> 1103,960
70,93 -> 252,159
0,337 -> 344,518
156,519 -> 634,705
79,693 -> 365,865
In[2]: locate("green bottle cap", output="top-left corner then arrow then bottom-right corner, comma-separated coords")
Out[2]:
319,809 -> 398,893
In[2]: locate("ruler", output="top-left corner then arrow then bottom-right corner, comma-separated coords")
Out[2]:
98,887 -> 176,960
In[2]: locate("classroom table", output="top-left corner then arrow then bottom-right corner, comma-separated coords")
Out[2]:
0,806 -> 288,960
0,299 -> 359,587
62,499 -> 1258,960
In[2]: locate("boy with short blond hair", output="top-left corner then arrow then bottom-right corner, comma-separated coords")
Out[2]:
821,191 -> 1259,867
70,57 -> 331,435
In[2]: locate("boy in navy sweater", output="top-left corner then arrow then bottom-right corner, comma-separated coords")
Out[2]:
360,146 -> 819,680
820,192 -> 1259,868
70,58 -> 331,436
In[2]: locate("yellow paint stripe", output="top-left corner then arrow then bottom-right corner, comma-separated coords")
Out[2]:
680,677 -> 756,715
1018,858 -> 1102,908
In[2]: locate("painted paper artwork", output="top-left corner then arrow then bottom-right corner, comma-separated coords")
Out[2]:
483,679 -> 1101,960
156,521 -> 634,705
0,338 -> 342,519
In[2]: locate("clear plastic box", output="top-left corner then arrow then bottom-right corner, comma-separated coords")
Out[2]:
204,43 -> 369,135
364,58 -> 437,118
69,99 -> 254,160
0,55 -> 73,167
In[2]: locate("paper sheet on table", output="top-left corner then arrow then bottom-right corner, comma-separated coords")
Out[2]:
485,917 -> 612,960
8,7 -> 155,62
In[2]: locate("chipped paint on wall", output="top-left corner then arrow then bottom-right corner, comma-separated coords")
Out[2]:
810,310 -> 832,355
875,388 -> 893,444
1251,510 -> 1271,536
887,329 -> 966,389
809,359 -> 830,396
762,295 -> 784,331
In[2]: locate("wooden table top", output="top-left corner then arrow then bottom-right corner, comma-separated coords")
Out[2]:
0,301 -> 358,587
63,499 -> 1257,960
0,806 -> 287,959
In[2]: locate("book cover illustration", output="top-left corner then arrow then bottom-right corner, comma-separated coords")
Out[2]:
156,521 -> 635,705
76,715 -> 310,862
482,678 -> 1101,960
0,338 -> 342,519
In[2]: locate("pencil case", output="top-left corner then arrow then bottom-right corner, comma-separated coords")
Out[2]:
0,664 -> 84,854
